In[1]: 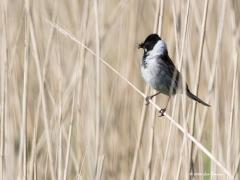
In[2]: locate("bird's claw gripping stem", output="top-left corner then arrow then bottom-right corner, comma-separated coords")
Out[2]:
158,108 -> 166,117
145,96 -> 152,105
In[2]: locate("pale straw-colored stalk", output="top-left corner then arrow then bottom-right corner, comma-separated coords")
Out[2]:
29,14 -> 56,180
188,0 -> 209,178
22,1 -> 30,178
145,0 -> 164,179
192,0 -> 226,165
93,0 -> 101,178
63,94 -> 75,180
226,0 -> 239,175
0,3 -> 8,180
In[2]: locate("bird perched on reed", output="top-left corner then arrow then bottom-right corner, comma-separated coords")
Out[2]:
138,34 -> 210,116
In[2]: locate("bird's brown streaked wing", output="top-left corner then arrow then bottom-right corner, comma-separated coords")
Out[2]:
157,54 -> 181,95
164,55 -> 181,94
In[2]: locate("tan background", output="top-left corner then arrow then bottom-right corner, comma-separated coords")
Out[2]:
0,0 -> 239,179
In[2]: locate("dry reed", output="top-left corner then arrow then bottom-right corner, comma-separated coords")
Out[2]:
0,0 -> 239,179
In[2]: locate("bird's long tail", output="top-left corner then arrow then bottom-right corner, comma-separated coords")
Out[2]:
186,87 -> 210,107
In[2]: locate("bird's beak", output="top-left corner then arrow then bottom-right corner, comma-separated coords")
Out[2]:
138,42 -> 144,49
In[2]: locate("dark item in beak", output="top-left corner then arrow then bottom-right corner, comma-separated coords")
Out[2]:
138,43 -> 144,49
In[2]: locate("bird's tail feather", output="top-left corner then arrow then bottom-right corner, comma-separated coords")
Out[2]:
186,87 -> 210,107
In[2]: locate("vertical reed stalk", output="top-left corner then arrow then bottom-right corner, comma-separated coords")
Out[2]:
0,4 -> 8,180
189,0 -> 209,177
22,0 -> 30,178
93,0 -> 101,178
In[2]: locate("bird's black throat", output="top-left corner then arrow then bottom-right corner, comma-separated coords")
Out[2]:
142,51 -> 148,68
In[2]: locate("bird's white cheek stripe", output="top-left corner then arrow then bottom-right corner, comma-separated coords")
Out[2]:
148,40 -> 167,57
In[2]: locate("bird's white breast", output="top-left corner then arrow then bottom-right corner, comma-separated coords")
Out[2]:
141,56 -> 160,83
140,40 -> 167,86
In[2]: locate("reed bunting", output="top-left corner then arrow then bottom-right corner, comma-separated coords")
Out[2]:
138,34 -> 210,116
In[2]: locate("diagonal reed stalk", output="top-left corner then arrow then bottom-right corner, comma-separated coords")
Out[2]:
45,20 -> 233,178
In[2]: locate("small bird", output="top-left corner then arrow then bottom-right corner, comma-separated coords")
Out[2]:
138,34 -> 210,116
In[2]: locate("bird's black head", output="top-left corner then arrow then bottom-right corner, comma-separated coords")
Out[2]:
138,34 -> 161,51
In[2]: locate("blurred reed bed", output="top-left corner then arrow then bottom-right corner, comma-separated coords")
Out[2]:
0,0 -> 239,179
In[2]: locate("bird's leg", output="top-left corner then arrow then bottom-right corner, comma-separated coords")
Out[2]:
190,158 -> 195,178
145,91 -> 161,105
158,96 -> 171,117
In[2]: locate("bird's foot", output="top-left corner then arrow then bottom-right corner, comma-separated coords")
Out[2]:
145,96 -> 152,105
158,108 -> 166,117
